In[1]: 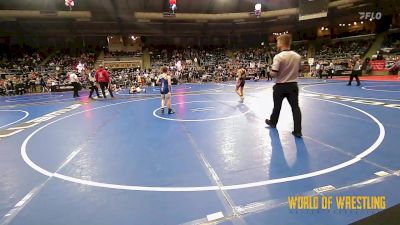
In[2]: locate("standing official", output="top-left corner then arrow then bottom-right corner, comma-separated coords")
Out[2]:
347,58 -> 362,86
265,34 -> 303,137
88,69 -> 101,99
95,66 -> 114,98
69,71 -> 80,98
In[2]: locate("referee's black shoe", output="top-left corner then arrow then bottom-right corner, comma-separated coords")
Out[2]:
291,131 -> 303,138
265,119 -> 276,128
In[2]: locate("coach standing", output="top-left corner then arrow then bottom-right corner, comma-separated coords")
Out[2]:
88,69 -> 101,99
95,65 -> 114,98
265,34 -> 302,137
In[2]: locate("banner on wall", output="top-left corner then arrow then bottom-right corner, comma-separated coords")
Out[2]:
103,60 -> 142,69
370,60 -> 386,71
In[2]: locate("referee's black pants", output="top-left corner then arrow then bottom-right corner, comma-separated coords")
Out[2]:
71,82 -> 79,97
348,70 -> 361,86
88,82 -> 100,98
269,82 -> 302,133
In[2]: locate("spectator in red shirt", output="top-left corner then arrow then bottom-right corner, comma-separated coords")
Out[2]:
95,65 -> 114,98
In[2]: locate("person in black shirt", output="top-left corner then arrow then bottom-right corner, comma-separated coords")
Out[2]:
261,68 -> 266,79
88,70 -> 101,99
266,66 -> 272,81
15,78 -> 25,95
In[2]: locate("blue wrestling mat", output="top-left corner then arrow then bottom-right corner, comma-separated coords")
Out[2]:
0,78 -> 399,225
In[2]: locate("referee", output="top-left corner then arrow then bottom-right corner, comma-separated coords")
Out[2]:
69,70 -> 80,98
347,58 -> 362,86
265,34 -> 303,137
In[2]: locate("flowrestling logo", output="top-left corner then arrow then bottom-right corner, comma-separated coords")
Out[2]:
359,12 -> 382,20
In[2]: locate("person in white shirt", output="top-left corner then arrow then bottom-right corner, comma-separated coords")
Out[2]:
315,63 -> 321,77
129,85 -> 146,94
328,62 -> 335,79
347,58 -> 362,86
69,71 -> 80,98
265,34 -> 303,138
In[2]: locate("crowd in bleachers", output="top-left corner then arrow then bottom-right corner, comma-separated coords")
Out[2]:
0,48 -> 100,96
146,42 -> 317,83
149,47 -> 229,82
292,44 -> 308,58
0,46 -> 45,74
315,39 -> 373,60
150,47 -> 228,67
0,72 -> 50,96
233,47 -> 269,63
3,35 -> 389,96
149,46 -> 275,83
45,50 -> 97,72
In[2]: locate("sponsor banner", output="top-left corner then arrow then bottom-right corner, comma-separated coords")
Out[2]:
370,60 -> 386,71
103,60 -> 142,69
